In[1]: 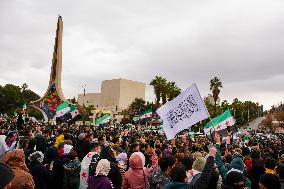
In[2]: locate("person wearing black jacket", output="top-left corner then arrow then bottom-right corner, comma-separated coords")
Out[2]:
100,146 -> 122,189
28,151 -> 53,189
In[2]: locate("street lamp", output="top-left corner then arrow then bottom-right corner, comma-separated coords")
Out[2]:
81,85 -> 87,107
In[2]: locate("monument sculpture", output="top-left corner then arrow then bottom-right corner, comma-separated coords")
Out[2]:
30,16 -> 67,122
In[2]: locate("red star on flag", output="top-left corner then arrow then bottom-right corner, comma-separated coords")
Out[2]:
81,172 -> 87,178
216,125 -> 221,130
225,120 -> 230,126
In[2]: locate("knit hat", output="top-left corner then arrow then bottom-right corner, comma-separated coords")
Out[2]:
28,151 -> 44,163
230,156 -> 245,172
192,157 -> 206,172
0,163 -> 14,189
225,169 -> 244,185
95,159 -> 111,176
259,174 -> 281,189
63,144 -> 73,155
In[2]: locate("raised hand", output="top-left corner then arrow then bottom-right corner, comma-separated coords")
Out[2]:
214,132 -> 221,144
209,147 -> 217,157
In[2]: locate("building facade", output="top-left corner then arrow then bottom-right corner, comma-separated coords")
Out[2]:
77,79 -> 146,110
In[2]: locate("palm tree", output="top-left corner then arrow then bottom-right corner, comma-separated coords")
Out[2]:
221,100 -> 230,112
210,77 -> 223,117
150,76 -> 167,105
161,82 -> 169,105
167,82 -> 182,101
129,98 -> 146,114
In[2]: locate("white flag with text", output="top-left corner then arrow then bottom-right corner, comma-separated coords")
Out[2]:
156,83 -> 209,139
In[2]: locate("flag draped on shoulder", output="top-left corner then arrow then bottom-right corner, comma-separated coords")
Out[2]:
95,114 -> 110,125
55,101 -> 70,118
140,109 -> 152,119
156,83 -> 209,139
204,109 -> 236,135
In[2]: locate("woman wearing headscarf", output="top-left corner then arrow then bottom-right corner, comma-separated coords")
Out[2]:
1,149 -> 35,189
28,151 -> 53,189
101,146 -> 122,189
88,159 -> 114,189
122,149 -> 158,189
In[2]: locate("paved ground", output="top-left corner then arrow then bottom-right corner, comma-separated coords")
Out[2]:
240,116 -> 265,132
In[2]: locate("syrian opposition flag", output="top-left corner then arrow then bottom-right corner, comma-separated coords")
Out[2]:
22,102 -> 27,114
95,114 -> 110,125
69,105 -> 80,119
204,110 -> 236,135
55,101 -> 70,118
67,105 -> 81,125
140,109 -> 152,119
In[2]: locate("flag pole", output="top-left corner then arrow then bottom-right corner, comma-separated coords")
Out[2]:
208,117 -> 216,144
209,117 -> 216,132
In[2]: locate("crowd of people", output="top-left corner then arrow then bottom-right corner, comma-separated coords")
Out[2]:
0,114 -> 284,189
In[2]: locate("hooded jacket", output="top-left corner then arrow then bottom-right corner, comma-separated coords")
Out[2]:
122,152 -> 158,189
1,149 -> 35,189
215,144 -> 251,189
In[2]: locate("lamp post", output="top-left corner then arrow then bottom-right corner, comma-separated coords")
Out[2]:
81,85 -> 86,107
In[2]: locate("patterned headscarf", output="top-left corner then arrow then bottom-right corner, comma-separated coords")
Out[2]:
96,159 -> 111,176
28,151 -> 44,163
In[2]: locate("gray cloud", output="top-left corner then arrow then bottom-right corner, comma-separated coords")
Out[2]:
0,0 -> 284,110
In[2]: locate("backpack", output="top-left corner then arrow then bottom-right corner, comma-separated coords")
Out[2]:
88,153 -> 100,176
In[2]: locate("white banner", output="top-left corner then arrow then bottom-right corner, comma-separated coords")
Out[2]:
156,83 -> 209,139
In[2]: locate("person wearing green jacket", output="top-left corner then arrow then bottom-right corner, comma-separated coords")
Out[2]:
214,132 -> 251,189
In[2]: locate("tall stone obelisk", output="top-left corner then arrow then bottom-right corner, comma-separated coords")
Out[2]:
30,16 -> 67,122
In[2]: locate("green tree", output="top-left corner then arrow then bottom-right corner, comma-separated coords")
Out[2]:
22,89 -> 40,103
21,83 -> 28,92
166,82 -> 181,101
150,76 -> 167,105
0,84 -> 22,114
71,97 -> 76,104
129,98 -> 146,115
275,111 -> 284,127
0,83 -> 46,119
221,100 -> 230,112
209,77 -> 223,117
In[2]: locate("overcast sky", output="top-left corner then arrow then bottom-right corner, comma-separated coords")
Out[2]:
1,0 -> 284,110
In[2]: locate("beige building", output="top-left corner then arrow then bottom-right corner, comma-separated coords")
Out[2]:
77,79 -> 146,110
204,95 -> 220,105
